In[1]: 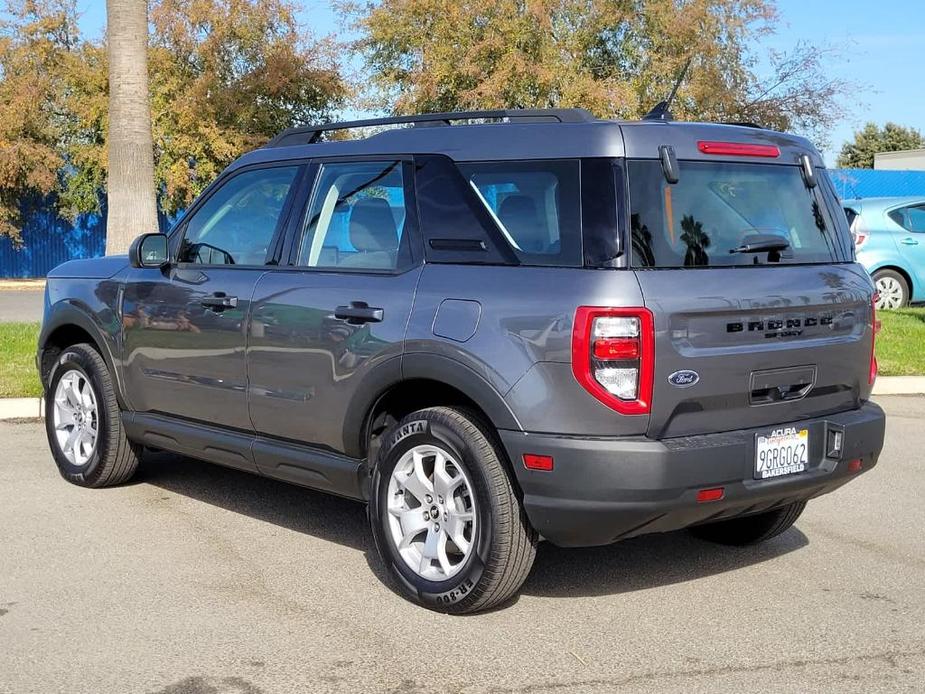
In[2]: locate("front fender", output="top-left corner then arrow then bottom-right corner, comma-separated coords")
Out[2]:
38,288 -> 129,409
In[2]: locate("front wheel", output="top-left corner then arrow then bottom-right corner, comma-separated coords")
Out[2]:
689,501 -> 806,546
44,343 -> 141,488
368,407 -> 537,613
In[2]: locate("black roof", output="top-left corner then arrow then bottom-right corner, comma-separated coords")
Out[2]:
232,109 -> 822,172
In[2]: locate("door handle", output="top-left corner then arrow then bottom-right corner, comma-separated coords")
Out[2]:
201,293 -> 238,310
335,302 -> 384,324
901,237 -> 920,246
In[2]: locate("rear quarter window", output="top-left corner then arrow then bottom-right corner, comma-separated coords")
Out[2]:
457,160 -> 582,267
888,204 -> 925,232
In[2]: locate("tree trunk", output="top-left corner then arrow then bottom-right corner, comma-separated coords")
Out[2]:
105,0 -> 158,255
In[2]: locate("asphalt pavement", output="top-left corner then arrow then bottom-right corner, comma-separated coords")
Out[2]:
1,396 -> 922,693
0,290 -> 43,322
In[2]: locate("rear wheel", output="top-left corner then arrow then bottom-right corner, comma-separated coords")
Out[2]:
44,343 -> 141,488
368,407 -> 537,613
689,501 -> 806,546
873,269 -> 909,309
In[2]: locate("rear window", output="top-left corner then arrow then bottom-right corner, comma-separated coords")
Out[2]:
456,160 -> 582,266
628,160 -> 846,268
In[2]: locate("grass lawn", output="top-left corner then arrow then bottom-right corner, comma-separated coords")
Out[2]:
0,322 -> 41,398
877,307 -> 925,377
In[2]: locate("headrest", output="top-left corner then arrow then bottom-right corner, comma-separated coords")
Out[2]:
349,198 -> 399,252
498,195 -> 545,252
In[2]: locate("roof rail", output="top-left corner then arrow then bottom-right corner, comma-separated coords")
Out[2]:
265,108 -> 596,148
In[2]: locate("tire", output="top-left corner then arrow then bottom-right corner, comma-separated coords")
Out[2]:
368,407 -> 537,613
44,343 -> 141,488
689,501 -> 806,546
873,269 -> 909,309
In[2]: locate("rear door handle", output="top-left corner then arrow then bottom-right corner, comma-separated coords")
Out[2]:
901,237 -> 920,246
201,293 -> 238,310
335,302 -> 384,324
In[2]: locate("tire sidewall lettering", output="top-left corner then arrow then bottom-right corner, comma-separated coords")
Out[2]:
370,415 -> 494,609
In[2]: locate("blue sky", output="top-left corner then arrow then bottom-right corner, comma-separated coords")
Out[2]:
76,0 -> 924,166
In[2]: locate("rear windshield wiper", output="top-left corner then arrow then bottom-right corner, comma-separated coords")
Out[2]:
729,234 -> 791,255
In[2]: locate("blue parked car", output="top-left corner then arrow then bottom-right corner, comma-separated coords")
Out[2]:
844,196 -> 925,309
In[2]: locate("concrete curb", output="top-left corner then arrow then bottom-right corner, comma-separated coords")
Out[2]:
872,376 -> 925,396
0,397 -> 43,420
0,279 -> 46,290
0,376 -> 921,421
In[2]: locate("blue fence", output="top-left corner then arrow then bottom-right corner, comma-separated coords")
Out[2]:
0,206 -> 106,278
0,201 -> 175,278
830,168 -> 925,200
4,168 -> 925,278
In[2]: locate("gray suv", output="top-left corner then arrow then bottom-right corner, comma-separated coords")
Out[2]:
38,109 -> 886,613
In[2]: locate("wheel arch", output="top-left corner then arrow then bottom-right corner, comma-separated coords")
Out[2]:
346,356 -> 525,493
38,304 -> 125,407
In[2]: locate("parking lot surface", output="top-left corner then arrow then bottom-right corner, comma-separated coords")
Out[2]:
1,396 -> 922,693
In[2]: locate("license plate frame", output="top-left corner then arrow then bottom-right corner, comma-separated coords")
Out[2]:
754,427 -> 809,480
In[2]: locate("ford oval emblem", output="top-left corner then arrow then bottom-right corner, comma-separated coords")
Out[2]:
668,370 -> 700,388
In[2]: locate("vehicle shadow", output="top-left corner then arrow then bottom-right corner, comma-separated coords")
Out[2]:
137,452 -> 371,554
137,452 -> 809,601
521,527 -> 808,599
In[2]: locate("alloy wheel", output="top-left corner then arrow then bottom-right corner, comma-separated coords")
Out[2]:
386,444 -> 477,581
53,370 -> 99,467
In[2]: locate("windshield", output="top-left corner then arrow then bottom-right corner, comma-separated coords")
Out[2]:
627,160 -> 847,268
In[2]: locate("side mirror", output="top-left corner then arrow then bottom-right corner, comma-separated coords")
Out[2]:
129,233 -> 169,269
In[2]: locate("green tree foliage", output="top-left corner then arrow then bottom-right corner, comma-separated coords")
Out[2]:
0,0 -> 346,241
836,122 -> 925,169
345,0 -> 849,145
149,0 -> 346,214
0,0 -> 101,242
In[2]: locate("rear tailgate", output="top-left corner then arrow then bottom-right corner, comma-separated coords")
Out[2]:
637,265 -> 875,439
622,135 -> 875,440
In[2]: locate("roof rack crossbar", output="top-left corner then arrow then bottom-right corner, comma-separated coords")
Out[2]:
265,108 -> 595,148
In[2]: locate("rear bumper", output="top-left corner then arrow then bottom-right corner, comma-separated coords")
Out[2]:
500,402 -> 886,547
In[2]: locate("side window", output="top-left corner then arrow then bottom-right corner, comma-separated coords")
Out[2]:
889,204 -> 925,233
456,160 -> 582,266
297,161 -> 410,270
179,166 -> 300,265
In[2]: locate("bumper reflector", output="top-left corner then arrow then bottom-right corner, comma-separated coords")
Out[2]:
848,459 -> 863,473
523,454 -> 554,471
696,487 -> 725,503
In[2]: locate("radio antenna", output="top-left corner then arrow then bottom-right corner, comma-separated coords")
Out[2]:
643,59 -> 692,121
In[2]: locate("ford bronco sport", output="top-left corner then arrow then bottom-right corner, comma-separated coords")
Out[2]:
38,109 -> 886,613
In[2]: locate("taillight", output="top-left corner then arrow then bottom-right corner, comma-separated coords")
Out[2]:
572,307 -> 655,415
849,213 -> 868,248
869,294 -> 880,385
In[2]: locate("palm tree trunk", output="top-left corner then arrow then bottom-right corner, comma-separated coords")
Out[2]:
105,0 -> 158,255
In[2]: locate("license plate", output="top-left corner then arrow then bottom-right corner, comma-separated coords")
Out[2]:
755,427 -> 809,479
